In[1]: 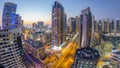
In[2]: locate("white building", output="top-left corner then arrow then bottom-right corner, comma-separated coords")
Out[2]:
0,28 -> 26,68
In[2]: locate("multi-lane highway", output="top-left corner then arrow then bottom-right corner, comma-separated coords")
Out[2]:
52,33 -> 79,68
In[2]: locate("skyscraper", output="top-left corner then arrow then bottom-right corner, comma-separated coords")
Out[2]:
37,21 -> 44,32
78,16 -> 81,47
104,19 -> 110,32
116,19 -> 120,32
101,19 -> 105,32
94,21 -> 98,32
52,1 -> 66,46
68,17 -> 76,33
63,13 -> 67,36
2,2 -> 17,29
75,16 -> 79,33
80,7 -> 93,47
0,28 -> 26,68
15,14 -> 21,27
38,21 -> 44,28
32,23 -> 37,33
109,20 -> 114,32
98,20 -> 102,32
72,8 -> 100,68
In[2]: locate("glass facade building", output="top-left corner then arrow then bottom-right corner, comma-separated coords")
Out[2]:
72,48 -> 100,68
2,2 -> 19,29
116,19 -> 120,32
98,20 -> 102,32
68,17 -> 76,33
52,1 -> 66,46
80,7 -> 93,47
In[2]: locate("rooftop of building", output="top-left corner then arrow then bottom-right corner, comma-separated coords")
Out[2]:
5,2 -> 16,4
114,52 -> 120,55
4,2 -> 17,6
103,33 -> 120,37
81,7 -> 91,14
34,31 -> 45,34
75,47 -> 100,59
53,1 -> 64,10
25,39 -> 44,49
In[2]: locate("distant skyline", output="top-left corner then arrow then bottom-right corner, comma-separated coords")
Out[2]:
0,0 -> 120,25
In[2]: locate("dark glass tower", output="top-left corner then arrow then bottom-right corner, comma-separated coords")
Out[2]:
80,7 -> 93,47
98,20 -> 102,32
52,1 -> 66,46
94,21 -> 98,32
68,17 -> 76,33
72,7 -> 100,68
109,20 -> 114,32
116,19 -> 120,32
2,2 -> 17,29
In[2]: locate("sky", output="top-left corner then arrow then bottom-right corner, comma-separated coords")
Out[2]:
0,0 -> 120,25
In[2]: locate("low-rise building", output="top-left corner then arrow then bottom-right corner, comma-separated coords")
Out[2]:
72,47 -> 100,68
24,39 -> 47,60
33,32 -> 47,44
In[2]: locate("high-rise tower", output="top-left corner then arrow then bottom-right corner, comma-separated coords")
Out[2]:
75,16 -> 79,33
52,1 -> 66,46
68,17 -> 76,33
80,7 -> 94,47
109,20 -> 115,32
94,21 -> 98,32
103,19 -> 110,32
98,20 -> 102,32
116,19 -> 120,32
2,2 -> 20,29
72,7 -> 100,68
0,28 -> 26,68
